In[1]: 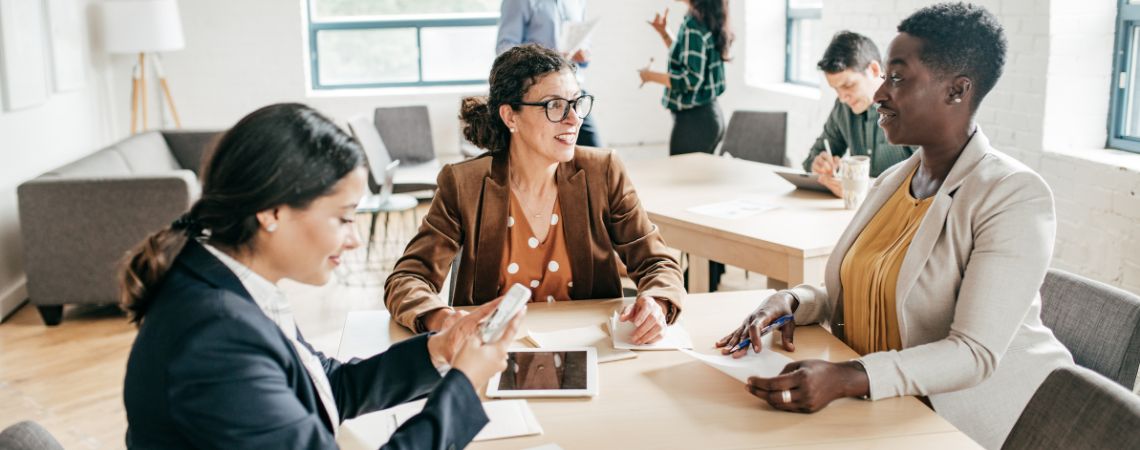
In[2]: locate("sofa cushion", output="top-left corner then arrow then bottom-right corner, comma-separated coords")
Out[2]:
45,149 -> 131,178
113,131 -> 181,174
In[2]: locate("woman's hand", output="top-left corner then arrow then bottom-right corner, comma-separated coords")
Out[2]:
618,296 -> 669,344
648,8 -> 669,36
716,291 -> 798,357
638,69 -> 670,88
451,309 -> 526,389
746,360 -> 869,413
426,298 -> 501,365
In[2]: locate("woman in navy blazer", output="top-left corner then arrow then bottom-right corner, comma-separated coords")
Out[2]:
119,103 -> 523,449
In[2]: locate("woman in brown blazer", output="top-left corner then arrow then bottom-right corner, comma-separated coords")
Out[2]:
386,44 -> 685,343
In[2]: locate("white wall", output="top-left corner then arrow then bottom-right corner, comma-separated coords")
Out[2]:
0,1 -> 117,319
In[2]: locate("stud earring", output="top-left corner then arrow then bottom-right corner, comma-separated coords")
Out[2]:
510,127 -> 517,133
267,223 -> 278,233
953,98 -> 962,103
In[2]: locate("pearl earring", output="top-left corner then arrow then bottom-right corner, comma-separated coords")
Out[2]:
954,98 -> 962,104
510,127 -> 517,133
267,223 -> 278,232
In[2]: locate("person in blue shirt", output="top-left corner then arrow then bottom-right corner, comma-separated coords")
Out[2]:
496,0 -> 603,147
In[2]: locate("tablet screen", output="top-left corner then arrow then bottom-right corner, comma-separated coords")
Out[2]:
496,351 -> 589,391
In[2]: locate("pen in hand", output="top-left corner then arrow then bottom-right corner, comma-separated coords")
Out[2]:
638,57 -> 655,88
727,314 -> 794,354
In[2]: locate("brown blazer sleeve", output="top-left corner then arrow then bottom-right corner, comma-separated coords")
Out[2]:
604,152 -> 686,322
384,164 -> 462,331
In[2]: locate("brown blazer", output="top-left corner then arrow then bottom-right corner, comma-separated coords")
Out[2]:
385,147 -> 685,331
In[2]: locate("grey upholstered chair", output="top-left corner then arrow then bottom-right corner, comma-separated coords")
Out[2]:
717,111 -> 788,166
1039,268 -> 1140,389
371,106 -> 442,194
17,130 -> 220,325
1002,365 -> 1140,450
0,421 -> 65,450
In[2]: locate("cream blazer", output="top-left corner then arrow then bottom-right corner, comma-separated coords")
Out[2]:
788,128 -> 1073,449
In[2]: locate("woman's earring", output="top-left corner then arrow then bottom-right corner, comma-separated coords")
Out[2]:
954,97 -> 962,104
509,127 -> 517,133
267,223 -> 278,233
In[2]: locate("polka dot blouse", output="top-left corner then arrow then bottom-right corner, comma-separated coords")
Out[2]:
499,192 -> 573,303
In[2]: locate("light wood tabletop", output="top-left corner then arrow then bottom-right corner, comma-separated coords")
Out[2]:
337,291 -> 980,449
623,153 -> 857,292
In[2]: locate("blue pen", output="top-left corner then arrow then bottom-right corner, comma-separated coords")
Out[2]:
728,314 -> 794,354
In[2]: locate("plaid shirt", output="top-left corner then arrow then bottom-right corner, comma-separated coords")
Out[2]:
662,15 -> 726,111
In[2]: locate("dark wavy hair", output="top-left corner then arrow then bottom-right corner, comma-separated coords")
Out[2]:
459,44 -> 574,153
817,31 -> 881,74
897,2 -> 1007,110
117,103 -> 364,323
691,0 -> 734,61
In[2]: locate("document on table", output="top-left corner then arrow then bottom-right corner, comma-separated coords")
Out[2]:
338,399 -> 542,447
687,199 -> 777,220
526,323 -> 637,363
680,347 -> 794,384
559,18 -> 600,56
607,301 -> 694,350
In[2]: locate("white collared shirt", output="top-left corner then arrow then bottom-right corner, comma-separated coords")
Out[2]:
202,244 -> 341,433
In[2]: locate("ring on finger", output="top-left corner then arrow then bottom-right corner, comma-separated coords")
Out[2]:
781,390 -> 792,403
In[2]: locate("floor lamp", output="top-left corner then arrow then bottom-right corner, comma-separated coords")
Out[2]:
101,0 -> 185,135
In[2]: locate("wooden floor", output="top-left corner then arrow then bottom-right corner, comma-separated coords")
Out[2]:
0,205 -> 770,449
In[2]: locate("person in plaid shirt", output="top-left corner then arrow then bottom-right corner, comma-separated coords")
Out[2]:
639,0 -> 732,156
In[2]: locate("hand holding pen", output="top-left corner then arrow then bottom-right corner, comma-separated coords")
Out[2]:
726,314 -> 794,355
638,57 -> 655,88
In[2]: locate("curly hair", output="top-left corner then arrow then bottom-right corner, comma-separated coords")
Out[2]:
460,44 -> 575,153
691,0 -> 734,61
817,31 -> 881,74
897,2 -> 1007,110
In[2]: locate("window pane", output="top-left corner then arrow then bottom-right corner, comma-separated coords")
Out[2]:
313,0 -> 500,19
1124,26 -> 1140,137
788,0 -> 823,8
316,28 -> 418,85
788,18 -> 821,85
421,26 -> 497,82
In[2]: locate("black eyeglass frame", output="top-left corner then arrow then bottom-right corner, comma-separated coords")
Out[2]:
513,94 -> 595,123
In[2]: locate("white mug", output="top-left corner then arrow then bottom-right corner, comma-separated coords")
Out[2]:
840,155 -> 871,210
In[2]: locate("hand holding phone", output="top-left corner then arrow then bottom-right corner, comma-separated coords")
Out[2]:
480,283 -> 531,343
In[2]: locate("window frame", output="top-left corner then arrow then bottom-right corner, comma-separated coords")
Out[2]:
784,0 -> 822,87
306,3 -> 500,90
1109,0 -> 1140,153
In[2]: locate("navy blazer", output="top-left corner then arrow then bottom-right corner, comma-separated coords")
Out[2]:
123,240 -> 488,449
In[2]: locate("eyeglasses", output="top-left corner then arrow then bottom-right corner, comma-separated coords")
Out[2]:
514,94 -> 594,123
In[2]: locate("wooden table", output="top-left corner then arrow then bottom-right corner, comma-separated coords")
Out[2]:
624,153 -> 856,292
337,291 -> 979,449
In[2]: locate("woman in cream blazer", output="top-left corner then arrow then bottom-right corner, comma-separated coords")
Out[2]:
717,5 -> 1073,449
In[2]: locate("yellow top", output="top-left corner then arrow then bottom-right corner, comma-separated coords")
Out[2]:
839,167 -> 933,355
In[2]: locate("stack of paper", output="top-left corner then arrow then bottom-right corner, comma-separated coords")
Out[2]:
337,399 -> 542,449
526,324 -> 636,363
608,310 -> 694,350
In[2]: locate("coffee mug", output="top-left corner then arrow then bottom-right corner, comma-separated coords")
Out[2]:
840,155 -> 871,210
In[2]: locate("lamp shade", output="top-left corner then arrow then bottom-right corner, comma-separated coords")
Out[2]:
101,0 -> 184,53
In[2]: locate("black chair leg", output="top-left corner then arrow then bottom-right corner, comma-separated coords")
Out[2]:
37,305 -> 63,326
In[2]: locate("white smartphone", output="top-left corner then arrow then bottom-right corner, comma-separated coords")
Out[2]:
480,283 -> 531,343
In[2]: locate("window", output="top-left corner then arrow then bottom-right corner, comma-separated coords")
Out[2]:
307,0 -> 501,89
785,0 -> 822,86
1110,0 -> 1140,153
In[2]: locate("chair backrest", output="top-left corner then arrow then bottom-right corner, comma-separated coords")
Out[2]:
718,111 -> 788,166
347,114 -> 394,195
374,106 -> 435,165
1002,365 -> 1140,450
0,421 -> 64,450
1039,268 -> 1140,389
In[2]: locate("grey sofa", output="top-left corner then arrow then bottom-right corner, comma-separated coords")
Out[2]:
17,130 -> 221,325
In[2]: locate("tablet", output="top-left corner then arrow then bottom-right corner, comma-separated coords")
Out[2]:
486,347 -> 598,398
774,171 -> 833,193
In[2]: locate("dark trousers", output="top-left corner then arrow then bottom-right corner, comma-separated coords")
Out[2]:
669,100 -> 725,156
576,90 -> 603,147
671,100 -> 727,291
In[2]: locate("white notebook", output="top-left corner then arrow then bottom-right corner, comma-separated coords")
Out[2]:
337,399 -> 542,449
607,304 -> 694,351
526,323 -> 637,363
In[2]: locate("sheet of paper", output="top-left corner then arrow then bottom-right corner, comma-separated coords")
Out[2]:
608,302 -> 694,350
559,18 -> 600,55
338,399 -> 542,447
679,348 -> 794,384
686,199 -> 777,220
526,323 -> 637,363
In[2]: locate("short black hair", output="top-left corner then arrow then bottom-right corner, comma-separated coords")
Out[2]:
897,2 -> 1007,109
817,31 -> 881,74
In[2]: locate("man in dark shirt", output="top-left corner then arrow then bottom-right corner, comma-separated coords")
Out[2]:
804,31 -> 914,197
